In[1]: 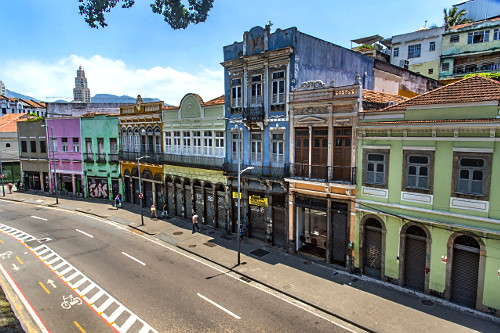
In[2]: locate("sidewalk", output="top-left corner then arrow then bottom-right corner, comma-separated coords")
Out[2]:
1,188 -> 499,332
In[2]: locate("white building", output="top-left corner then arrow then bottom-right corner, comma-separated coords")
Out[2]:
73,66 -> 91,103
389,26 -> 445,80
0,96 -> 46,117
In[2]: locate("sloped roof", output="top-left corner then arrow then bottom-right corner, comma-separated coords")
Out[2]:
449,16 -> 500,30
364,75 -> 500,113
163,105 -> 178,110
362,90 -> 408,104
0,113 -> 28,132
204,95 -> 225,106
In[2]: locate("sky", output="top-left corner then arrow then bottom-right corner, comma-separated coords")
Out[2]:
0,0 -> 458,105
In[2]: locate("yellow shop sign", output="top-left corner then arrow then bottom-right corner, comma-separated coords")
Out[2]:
249,195 -> 268,207
232,192 -> 242,199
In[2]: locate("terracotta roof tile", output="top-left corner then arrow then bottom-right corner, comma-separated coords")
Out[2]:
362,90 -> 408,104
449,16 -> 500,30
0,113 -> 28,132
363,75 -> 500,113
204,95 -> 225,106
163,105 -> 178,110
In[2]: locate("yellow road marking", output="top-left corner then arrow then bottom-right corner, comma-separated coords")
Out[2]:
15,256 -> 23,265
0,239 -> 4,244
38,282 -> 50,294
74,321 -> 86,333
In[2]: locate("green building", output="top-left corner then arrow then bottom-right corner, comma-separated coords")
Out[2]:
355,75 -> 500,316
162,94 -> 228,229
81,113 -> 121,201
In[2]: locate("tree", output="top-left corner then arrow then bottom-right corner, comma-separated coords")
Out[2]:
78,0 -> 214,30
464,73 -> 500,82
443,7 -> 471,30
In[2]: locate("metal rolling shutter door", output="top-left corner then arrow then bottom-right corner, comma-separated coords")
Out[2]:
167,183 -> 174,216
364,226 -> 382,279
451,246 -> 479,309
249,204 -> 266,241
194,187 -> 203,222
175,185 -> 183,216
185,186 -> 192,217
217,192 -> 226,230
205,191 -> 214,226
404,234 -> 426,292
332,210 -> 347,266
272,207 -> 286,248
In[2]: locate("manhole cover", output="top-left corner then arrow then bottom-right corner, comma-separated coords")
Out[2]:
421,300 -> 434,306
173,231 -> 183,236
221,235 -> 232,241
203,242 -> 217,248
250,249 -> 270,257
303,261 -> 312,265
209,231 -> 215,235
188,245 -> 196,248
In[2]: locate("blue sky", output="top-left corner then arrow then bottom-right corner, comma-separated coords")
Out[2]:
1,0 -> 457,104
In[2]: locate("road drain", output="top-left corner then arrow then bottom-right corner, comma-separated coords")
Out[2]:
203,242 -> 217,248
173,231 -> 183,236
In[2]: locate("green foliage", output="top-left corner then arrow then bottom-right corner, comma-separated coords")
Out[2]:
78,0 -> 214,30
359,44 -> 374,50
464,73 -> 500,81
26,113 -> 43,121
443,7 -> 471,30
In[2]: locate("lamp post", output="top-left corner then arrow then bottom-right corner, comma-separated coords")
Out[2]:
236,122 -> 254,266
0,154 -> 4,197
137,155 -> 149,226
42,125 -> 58,204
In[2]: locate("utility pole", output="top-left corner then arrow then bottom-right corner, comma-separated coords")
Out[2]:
42,125 -> 58,204
0,154 -> 4,196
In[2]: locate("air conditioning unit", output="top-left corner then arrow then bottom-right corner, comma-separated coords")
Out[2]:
399,60 -> 409,69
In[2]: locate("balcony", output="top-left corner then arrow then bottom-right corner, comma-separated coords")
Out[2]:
242,105 -> 265,122
108,153 -> 119,163
96,153 -> 107,163
83,153 -> 94,163
289,163 -> 356,185
223,162 -> 290,180
119,151 -> 163,164
162,153 -> 224,170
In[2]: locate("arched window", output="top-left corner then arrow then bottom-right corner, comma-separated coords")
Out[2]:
127,128 -> 133,152
154,127 -> 161,153
134,128 -> 140,152
5,143 -> 10,148
121,129 -> 127,151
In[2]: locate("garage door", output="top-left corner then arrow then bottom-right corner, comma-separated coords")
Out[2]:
185,186 -> 192,217
175,184 -> 183,217
217,191 -> 226,230
451,235 -> 480,309
404,226 -> 427,292
205,191 -> 214,226
364,219 -> 382,279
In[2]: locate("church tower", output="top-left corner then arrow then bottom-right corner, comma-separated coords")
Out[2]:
73,66 -> 91,103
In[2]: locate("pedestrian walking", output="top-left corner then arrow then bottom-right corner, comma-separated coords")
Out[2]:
7,183 -> 12,194
192,212 -> 200,233
161,203 -> 169,218
114,194 -> 120,210
150,203 -> 157,218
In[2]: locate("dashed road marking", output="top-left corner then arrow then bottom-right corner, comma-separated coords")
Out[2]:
197,293 -> 241,319
74,321 -> 86,333
75,229 -> 94,238
39,282 -> 50,294
122,252 -> 146,266
0,223 -> 158,333
15,256 -> 23,265
31,216 -> 47,221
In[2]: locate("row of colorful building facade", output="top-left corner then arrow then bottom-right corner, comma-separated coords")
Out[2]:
16,26 -> 500,317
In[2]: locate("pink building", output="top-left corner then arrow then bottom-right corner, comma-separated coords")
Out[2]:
45,118 -> 83,196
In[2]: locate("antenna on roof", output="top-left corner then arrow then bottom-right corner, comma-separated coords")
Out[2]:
424,20 -> 427,28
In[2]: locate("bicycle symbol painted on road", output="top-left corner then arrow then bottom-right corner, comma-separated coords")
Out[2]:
0,251 -> 12,259
61,295 -> 82,309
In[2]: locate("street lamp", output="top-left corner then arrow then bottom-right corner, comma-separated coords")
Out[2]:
236,122 -> 253,266
137,155 -> 149,226
42,125 -> 58,204
0,154 -> 4,196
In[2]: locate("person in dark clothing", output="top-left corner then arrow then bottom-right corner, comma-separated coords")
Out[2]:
192,212 -> 200,233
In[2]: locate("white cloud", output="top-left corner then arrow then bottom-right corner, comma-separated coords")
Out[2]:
0,55 -> 224,104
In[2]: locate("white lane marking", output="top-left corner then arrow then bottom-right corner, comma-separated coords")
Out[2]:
31,216 -> 47,221
121,252 -> 146,266
197,293 -> 241,320
0,263 -> 50,333
75,229 -> 94,238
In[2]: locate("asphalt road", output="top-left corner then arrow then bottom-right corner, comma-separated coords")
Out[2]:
0,200 -> 363,333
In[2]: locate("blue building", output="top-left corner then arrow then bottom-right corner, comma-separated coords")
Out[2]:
221,25 -> 377,248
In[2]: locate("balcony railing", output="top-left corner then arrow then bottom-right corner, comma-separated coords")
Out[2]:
119,151 -> 163,164
83,153 -> 94,163
109,153 -> 119,163
223,162 -> 290,180
162,154 -> 224,169
242,105 -> 265,122
97,153 -> 107,163
289,163 -> 356,185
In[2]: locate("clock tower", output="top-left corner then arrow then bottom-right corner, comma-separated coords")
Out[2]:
73,66 -> 91,103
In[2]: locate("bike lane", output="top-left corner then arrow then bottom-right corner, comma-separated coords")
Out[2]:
0,229 -> 116,333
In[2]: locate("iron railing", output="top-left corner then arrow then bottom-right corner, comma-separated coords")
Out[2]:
108,153 -> 119,163
289,163 -> 356,184
83,153 -> 94,163
243,105 -> 265,121
223,162 -> 290,180
97,153 -> 107,163
119,151 -> 163,164
162,153 -> 224,169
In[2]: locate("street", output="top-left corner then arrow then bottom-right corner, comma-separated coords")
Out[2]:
0,200 -> 361,333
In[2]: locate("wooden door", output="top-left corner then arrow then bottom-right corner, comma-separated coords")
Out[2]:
333,127 -> 352,182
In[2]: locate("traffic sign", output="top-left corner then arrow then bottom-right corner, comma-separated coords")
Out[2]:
138,193 -> 144,199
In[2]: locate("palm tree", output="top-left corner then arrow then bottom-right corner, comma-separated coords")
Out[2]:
443,7 -> 472,30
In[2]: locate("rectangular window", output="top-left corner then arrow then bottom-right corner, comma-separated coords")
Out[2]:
73,138 -> 79,152
271,133 -> 284,166
271,71 -> 285,105
494,29 -> 499,41
450,34 -> 459,43
428,68 -> 434,75
52,138 -> 57,152
110,138 -> 117,154
442,62 -> 450,72
231,131 -> 242,162
173,131 -> 181,154
408,44 -> 421,59
250,132 -> 262,165
468,30 -> 490,44
30,141 -> 37,153
193,131 -> 201,156
164,132 -> 172,154
40,140 -> 46,153
214,131 -> 224,157
97,138 -> 104,154
182,131 -> 191,154
365,153 -> 386,185
457,157 -> 485,195
250,74 -> 262,106
62,138 -> 68,152
203,131 -> 213,156
406,155 -> 430,190
393,47 -> 399,57
231,78 -> 242,108
85,138 -> 92,153
429,41 -> 435,51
